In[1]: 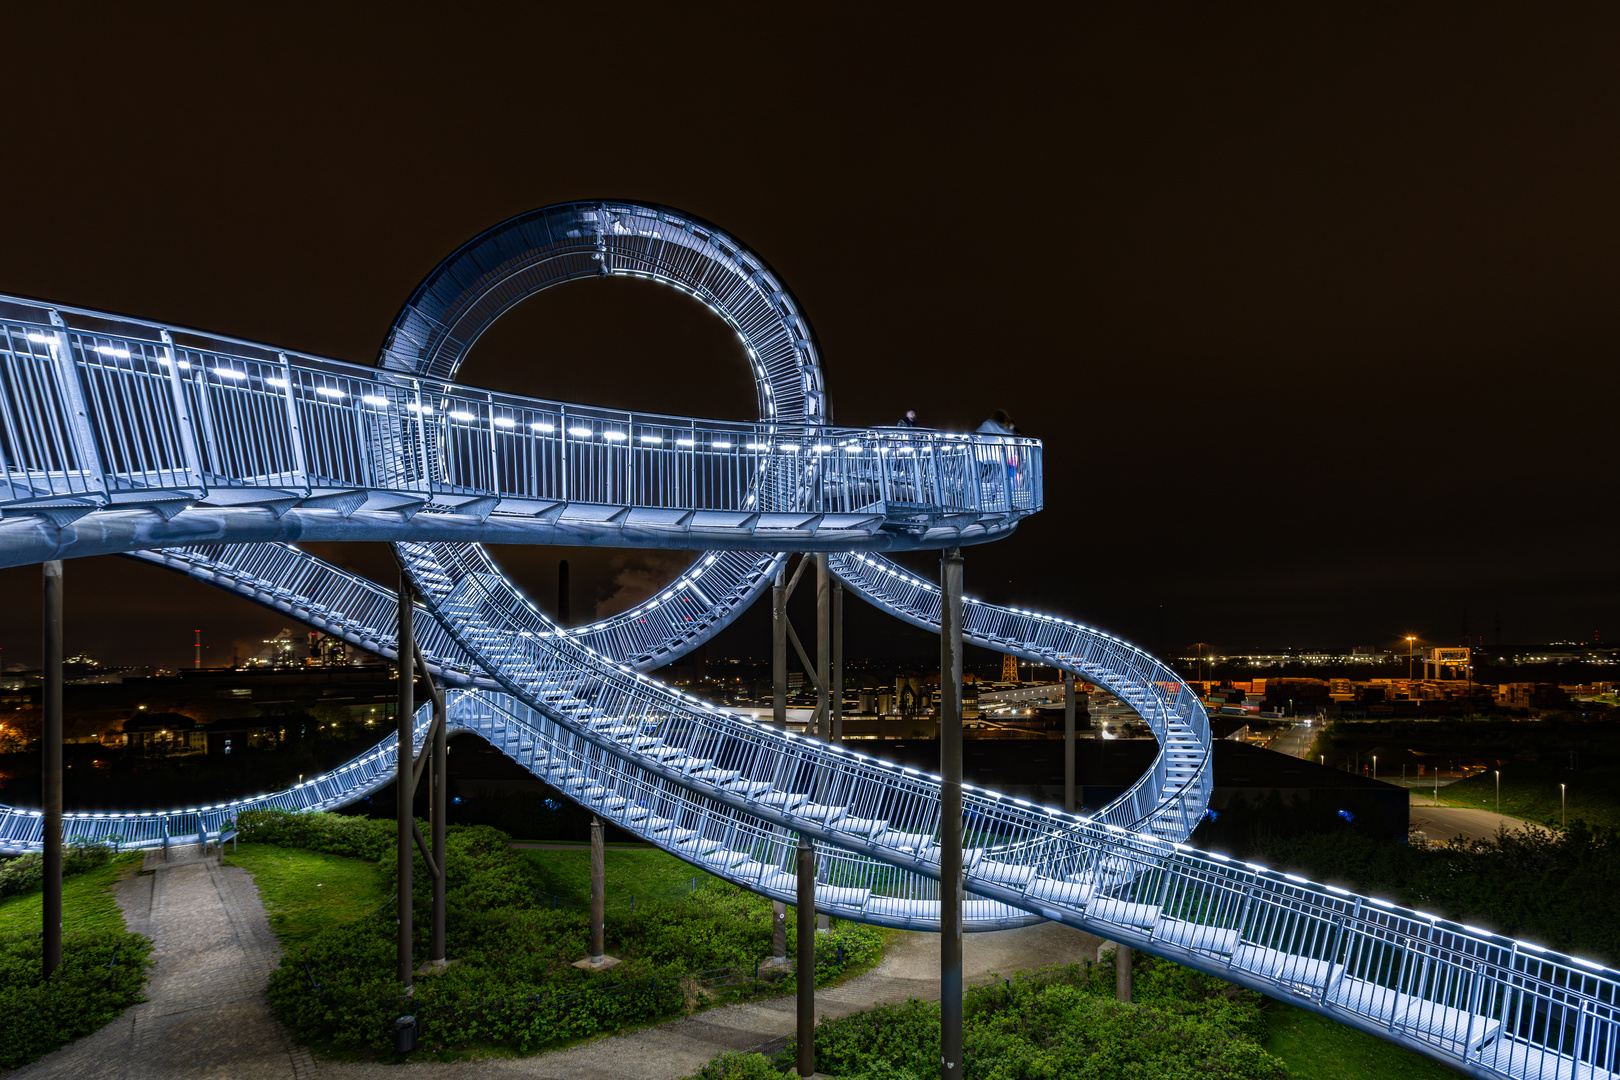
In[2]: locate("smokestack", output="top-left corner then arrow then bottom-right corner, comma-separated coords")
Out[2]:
558,560 -> 570,625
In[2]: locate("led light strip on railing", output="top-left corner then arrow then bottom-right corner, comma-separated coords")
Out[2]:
5,199 -> 1614,1075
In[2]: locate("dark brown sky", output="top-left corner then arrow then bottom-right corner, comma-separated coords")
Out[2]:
1,6 -> 1616,669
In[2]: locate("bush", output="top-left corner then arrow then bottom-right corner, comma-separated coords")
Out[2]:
0,839 -> 117,900
765,960 -> 1287,1080
238,808 -> 394,861
681,1050 -> 780,1079
0,929 -> 152,1068
261,815 -> 883,1056
1252,821 -> 1620,964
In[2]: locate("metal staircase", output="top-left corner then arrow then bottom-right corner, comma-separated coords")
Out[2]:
0,199 -> 1612,1077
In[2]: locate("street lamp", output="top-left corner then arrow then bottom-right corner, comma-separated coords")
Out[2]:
1372,755 -> 1378,781
1495,770 -> 1500,813
1406,636 -> 1416,681
1561,782 -> 1566,829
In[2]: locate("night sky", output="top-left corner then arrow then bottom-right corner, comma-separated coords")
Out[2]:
1,8 -> 1616,670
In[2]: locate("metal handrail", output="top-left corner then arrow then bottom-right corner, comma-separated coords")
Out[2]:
0,298 -> 1041,530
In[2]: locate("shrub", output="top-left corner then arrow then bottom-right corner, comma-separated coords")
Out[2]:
1253,821 -> 1620,964
261,816 -> 884,1056
0,839 -> 116,900
681,1050 -> 780,1079
0,929 -> 152,1068
237,808 -> 394,861
769,960 -> 1287,1080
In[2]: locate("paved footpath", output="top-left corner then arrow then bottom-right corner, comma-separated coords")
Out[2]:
1407,790 -> 1551,845
322,921 -> 1103,1080
15,848 -> 1099,1080
15,845 -> 312,1080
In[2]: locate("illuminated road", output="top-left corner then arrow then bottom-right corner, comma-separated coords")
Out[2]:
1266,721 -> 1317,759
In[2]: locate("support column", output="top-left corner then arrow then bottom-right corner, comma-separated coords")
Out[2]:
939,547 -> 964,1079
1117,945 -> 1133,1002
41,562 -> 62,979
573,815 -> 620,971
1064,672 -> 1076,814
832,579 -> 844,744
815,554 -> 830,741
796,833 -> 816,1078
590,816 -> 606,962
773,562 -> 788,729
772,901 -> 787,964
396,573 -> 414,989
430,693 -> 447,965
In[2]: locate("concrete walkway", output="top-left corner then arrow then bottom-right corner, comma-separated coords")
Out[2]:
15,848 -> 1098,1080
320,921 -> 1103,1080
14,847 -> 310,1080
1408,791 -> 1551,845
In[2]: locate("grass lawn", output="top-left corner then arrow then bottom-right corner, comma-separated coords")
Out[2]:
1436,766 -> 1620,831
1264,998 -> 1463,1078
0,853 -> 141,936
223,842 -> 387,947
520,845 -> 724,907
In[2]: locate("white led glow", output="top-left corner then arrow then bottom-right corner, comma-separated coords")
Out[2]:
362,395 -> 388,406
213,368 -> 247,380
314,386 -> 345,399
449,410 -> 476,421
92,345 -> 130,359
492,416 -> 516,428
603,431 -> 627,441
267,377 -> 289,387
531,421 -> 554,432
568,427 -> 593,437
676,438 -> 695,447
712,441 -> 732,449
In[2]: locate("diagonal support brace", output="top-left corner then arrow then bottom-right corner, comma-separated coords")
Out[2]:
411,817 -> 442,880
784,618 -> 822,695
409,637 -> 445,794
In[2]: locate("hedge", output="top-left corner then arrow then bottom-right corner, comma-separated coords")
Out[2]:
255,812 -> 882,1056
0,929 -> 152,1068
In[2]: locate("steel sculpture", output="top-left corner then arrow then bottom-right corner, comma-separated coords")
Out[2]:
0,201 -> 1613,1079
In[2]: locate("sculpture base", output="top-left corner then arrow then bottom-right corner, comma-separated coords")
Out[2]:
571,954 -> 622,972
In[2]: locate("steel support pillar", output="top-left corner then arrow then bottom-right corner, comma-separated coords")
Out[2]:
815,553 -> 830,740
41,561 -> 62,979
772,900 -> 787,962
590,816 -> 606,962
1064,672 -> 1076,813
772,562 -> 788,729
796,833 -> 816,1078
939,547 -> 964,1079
832,579 -> 844,744
396,572 -> 414,988
1117,945 -> 1133,1002
430,695 -> 447,965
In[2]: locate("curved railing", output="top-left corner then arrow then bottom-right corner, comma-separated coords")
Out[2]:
0,294 -> 1042,566
1,192 -> 1614,1075
10,680 -> 1612,1078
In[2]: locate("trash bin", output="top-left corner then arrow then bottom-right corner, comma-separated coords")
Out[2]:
393,1015 -> 417,1053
